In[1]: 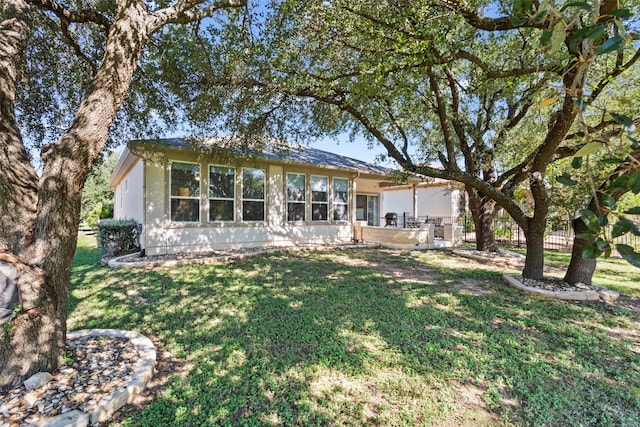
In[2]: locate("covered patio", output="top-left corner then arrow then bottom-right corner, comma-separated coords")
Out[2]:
353,220 -> 463,250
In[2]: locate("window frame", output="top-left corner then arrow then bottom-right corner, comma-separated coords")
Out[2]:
241,167 -> 266,222
169,161 -> 201,223
332,177 -> 350,222
310,175 -> 329,222
208,164 -> 236,222
286,172 -> 307,222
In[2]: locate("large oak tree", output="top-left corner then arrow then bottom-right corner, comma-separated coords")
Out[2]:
0,0 -> 245,388
195,0 -> 639,280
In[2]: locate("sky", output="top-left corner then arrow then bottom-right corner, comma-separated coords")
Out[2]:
309,135 -> 394,167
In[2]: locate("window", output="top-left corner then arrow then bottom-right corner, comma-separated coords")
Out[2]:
209,166 -> 235,221
287,173 -> 306,222
242,168 -> 265,221
333,178 -> 349,221
311,176 -> 328,221
170,162 -> 200,222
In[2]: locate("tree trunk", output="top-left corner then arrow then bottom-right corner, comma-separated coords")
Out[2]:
0,1 -> 149,388
522,218 -> 546,280
466,186 -> 498,252
564,218 -> 597,285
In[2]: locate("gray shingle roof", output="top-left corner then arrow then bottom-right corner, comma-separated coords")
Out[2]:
136,137 -> 392,177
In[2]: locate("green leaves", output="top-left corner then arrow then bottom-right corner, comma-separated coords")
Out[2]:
556,173 -> 577,186
629,171 -> 640,194
549,22 -> 567,54
611,218 -> 633,238
560,2 -> 592,12
616,244 -> 640,267
574,141 -> 603,157
582,237 -> 611,259
568,24 -> 605,52
580,209 -> 600,231
610,112 -> 633,128
601,194 -> 616,209
607,8 -> 633,19
571,156 -> 583,169
596,36 -> 624,55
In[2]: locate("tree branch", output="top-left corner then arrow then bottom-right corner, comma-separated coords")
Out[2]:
27,0 -> 111,30
427,68 -> 458,170
59,18 -> 97,75
438,0 -> 545,31
588,47 -> 640,104
456,50 -> 560,78
149,0 -> 246,31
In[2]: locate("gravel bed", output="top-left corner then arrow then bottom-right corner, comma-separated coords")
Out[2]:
117,246 -> 269,263
517,275 -> 603,292
0,336 -> 138,426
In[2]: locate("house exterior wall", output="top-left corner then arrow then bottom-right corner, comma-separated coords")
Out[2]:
380,188 -> 413,216
139,152 -> 376,255
113,159 -> 144,224
416,186 -> 458,217
380,185 -> 461,219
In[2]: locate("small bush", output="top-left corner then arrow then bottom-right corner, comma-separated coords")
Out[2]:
96,219 -> 140,258
86,202 -> 114,228
86,205 -> 102,228
100,202 -> 114,219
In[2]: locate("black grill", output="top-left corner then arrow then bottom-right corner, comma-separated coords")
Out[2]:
384,212 -> 398,227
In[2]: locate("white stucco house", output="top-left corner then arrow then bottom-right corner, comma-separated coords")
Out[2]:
108,137 -> 466,255
109,138 -> 394,255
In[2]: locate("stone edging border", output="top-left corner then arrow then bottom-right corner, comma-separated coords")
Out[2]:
39,329 -> 156,427
108,243 -> 379,269
502,274 -> 620,302
452,249 -> 525,267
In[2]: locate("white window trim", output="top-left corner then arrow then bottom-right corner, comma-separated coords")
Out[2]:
169,160 -> 201,223
241,167 -> 266,222
208,164 -> 236,222
310,175 -> 329,222
332,177 -> 350,222
286,172 -> 307,222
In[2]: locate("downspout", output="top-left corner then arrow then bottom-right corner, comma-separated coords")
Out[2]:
413,183 -> 418,218
352,171 -> 361,241
140,158 -> 147,257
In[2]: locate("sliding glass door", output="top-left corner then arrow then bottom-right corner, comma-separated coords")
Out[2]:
356,195 -> 379,226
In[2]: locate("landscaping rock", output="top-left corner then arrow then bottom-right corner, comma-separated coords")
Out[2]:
24,372 -> 52,391
30,409 -> 88,427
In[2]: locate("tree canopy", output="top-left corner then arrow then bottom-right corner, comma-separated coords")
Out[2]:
191,0 -> 640,276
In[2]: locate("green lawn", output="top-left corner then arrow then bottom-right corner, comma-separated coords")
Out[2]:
69,234 -> 640,426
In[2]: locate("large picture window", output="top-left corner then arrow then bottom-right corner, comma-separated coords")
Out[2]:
287,173 -> 306,222
311,175 -> 328,221
170,162 -> 200,222
242,168 -> 266,221
209,166 -> 235,221
333,178 -> 349,221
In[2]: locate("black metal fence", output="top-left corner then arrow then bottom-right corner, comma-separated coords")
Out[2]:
457,213 -> 640,252
382,212 -> 640,252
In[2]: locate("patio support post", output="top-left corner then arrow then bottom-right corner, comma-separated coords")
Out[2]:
412,184 -> 418,218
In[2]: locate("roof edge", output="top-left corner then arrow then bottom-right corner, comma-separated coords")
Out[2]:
108,147 -> 141,188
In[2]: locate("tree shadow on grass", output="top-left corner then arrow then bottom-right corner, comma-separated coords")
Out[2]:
69,249 -> 640,426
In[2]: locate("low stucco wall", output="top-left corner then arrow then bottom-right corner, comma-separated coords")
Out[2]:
145,223 -> 354,255
355,222 -> 463,249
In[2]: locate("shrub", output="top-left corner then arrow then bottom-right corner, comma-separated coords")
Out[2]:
100,202 -> 114,219
86,204 -> 102,228
96,219 -> 140,258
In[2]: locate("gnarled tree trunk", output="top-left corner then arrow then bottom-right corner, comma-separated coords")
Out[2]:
466,187 -> 498,252
522,218 -> 546,281
564,218 -> 597,284
0,0 -> 148,388
564,148 -> 640,285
